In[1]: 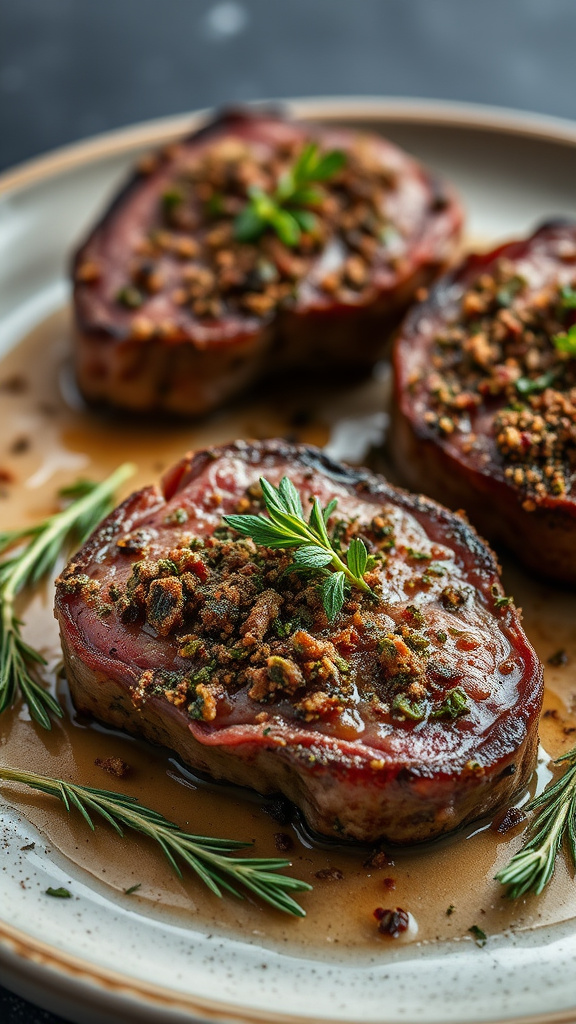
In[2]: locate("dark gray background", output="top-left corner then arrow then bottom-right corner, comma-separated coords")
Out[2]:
1,0 -> 576,1020
3,0 -> 576,172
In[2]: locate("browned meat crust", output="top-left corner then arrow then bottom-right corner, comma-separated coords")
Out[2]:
391,220 -> 576,584
55,441 -> 542,844
72,109 -> 462,416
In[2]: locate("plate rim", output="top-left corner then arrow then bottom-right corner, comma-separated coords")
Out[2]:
2,95 -> 576,196
2,94 -> 576,1024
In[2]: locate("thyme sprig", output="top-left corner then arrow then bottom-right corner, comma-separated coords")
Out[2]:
496,744 -> 576,898
223,476 -> 376,621
0,463 -> 135,729
234,142 -> 345,247
0,766 -> 311,916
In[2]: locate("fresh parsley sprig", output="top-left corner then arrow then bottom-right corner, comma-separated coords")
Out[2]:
223,476 -> 376,621
496,744 -> 576,898
0,765 -> 311,916
0,463 -> 135,729
234,142 -> 346,247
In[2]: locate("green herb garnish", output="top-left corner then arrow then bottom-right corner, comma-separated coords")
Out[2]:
516,369 -> 559,395
116,286 -> 143,309
0,766 -> 311,916
431,687 -> 470,720
234,142 -> 345,247
560,285 -> 576,309
491,584 -> 513,609
124,883 -> 142,895
552,323 -> 576,357
0,464 -> 135,729
469,925 -> 487,946
496,744 -> 576,898
392,694 -> 427,721
45,887 -> 72,898
223,476 -> 376,622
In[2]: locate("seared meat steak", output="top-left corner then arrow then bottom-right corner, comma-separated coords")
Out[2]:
392,220 -> 576,583
55,441 -> 542,844
72,109 -> 462,416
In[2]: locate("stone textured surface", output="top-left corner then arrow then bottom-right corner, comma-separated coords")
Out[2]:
1,1 -> 575,1020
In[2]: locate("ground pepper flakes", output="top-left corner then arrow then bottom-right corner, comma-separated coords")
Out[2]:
423,260 -> 576,503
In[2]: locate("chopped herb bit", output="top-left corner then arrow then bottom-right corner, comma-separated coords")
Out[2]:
124,883 -> 142,895
469,925 -> 487,946
560,285 -> 576,309
491,584 -> 513,609
164,507 -> 188,525
436,631 -> 447,644
392,693 -> 427,722
446,904 -> 455,916
495,275 -> 525,307
431,687 -> 470,720
407,548 -> 431,561
516,369 -> 559,395
552,323 -> 576,356
116,285 -> 143,309
46,886 -> 72,899
162,189 -> 183,213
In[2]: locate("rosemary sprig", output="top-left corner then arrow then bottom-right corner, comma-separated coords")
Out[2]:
0,463 -> 135,729
496,745 -> 576,898
0,766 -> 311,916
223,476 -> 376,621
234,142 -> 345,247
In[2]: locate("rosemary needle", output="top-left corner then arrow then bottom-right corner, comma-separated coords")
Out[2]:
224,475 -> 377,621
0,463 -> 135,728
496,745 -> 576,898
0,766 -> 312,916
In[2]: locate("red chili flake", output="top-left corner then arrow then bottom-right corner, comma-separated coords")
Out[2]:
373,907 -> 410,938
382,877 -> 396,890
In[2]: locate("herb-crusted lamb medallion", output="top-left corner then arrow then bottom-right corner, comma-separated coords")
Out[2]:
55,441 -> 542,844
72,109 -> 462,417
392,219 -> 576,583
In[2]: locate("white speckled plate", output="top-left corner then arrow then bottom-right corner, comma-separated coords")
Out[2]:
2,99 -> 576,1024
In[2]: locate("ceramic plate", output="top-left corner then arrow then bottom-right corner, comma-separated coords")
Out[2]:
2,98 -> 576,1024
